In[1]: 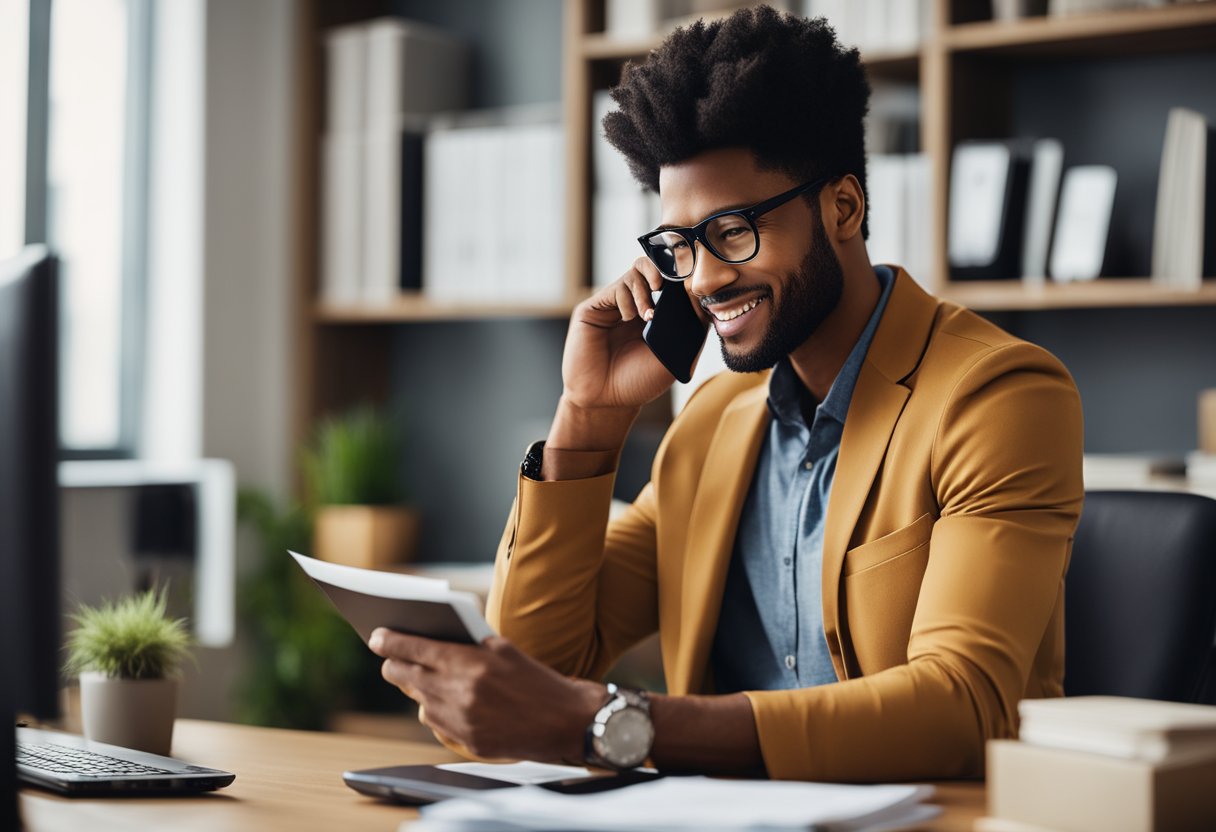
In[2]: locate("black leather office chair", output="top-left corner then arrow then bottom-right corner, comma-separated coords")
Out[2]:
1064,490 -> 1216,704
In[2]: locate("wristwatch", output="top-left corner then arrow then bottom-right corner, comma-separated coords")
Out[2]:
584,683 -> 654,770
520,440 -> 545,480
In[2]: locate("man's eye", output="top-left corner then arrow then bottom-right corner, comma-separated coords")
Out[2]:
670,239 -> 690,251
721,227 -> 746,239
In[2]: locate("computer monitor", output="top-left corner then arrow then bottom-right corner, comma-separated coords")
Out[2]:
0,244 -> 62,720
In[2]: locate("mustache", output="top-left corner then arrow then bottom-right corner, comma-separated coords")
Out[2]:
698,286 -> 771,310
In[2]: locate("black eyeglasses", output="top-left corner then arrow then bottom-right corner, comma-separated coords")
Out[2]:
636,177 -> 828,281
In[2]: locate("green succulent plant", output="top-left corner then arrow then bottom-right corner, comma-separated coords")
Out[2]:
300,405 -> 405,507
63,587 -> 192,680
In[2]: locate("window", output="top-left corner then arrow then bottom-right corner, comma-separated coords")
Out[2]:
19,0 -> 151,456
0,0 -> 29,258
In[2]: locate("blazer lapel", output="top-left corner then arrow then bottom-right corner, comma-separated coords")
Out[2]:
669,382 -> 770,695
820,269 -> 940,679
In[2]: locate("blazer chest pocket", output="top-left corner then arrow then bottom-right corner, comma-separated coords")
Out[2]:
841,512 -> 934,675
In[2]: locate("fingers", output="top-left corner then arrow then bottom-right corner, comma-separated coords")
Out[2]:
370,628 -> 474,669
584,257 -> 667,324
380,656 -> 427,699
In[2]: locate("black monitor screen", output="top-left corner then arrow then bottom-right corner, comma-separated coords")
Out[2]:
0,245 -> 61,732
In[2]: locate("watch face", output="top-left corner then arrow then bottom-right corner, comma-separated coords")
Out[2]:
599,707 -> 654,768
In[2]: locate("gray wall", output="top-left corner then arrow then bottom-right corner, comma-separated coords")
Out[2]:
393,0 -> 563,108
986,308 -> 1216,454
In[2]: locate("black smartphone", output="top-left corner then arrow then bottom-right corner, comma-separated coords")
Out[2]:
642,281 -> 709,384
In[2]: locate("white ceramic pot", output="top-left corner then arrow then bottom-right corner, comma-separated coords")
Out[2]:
79,671 -> 178,756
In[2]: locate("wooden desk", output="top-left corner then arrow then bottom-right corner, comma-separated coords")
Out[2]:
20,719 -> 987,831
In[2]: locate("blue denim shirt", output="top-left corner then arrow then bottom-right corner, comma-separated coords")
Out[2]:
711,265 -> 895,693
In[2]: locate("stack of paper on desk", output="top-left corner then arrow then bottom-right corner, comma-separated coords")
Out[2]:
407,776 -> 940,831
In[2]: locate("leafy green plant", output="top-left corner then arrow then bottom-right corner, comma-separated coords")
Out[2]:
300,406 -> 404,507
63,587 -> 192,680
236,488 -> 382,729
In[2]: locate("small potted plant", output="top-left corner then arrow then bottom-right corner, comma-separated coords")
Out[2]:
302,404 -> 418,569
64,587 -> 192,756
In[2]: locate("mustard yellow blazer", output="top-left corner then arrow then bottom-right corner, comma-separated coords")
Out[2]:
487,269 -> 1084,782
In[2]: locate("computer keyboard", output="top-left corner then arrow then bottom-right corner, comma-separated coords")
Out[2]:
17,742 -> 172,776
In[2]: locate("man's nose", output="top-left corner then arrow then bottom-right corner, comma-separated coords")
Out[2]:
687,242 -> 739,301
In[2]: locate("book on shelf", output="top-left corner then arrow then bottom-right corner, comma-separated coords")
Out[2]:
1049,0 -> 1167,16
1049,165 -> 1117,283
423,107 -> 565,306
805,0 -> 933,55
949,141 -> 1031,281
1152,107 -> 1215,291
591,90 -> 661,289
320,18 -> 469,309
1082,452 -> 1187,487
867,152 -> 936,290
1020,138 -> 1063,285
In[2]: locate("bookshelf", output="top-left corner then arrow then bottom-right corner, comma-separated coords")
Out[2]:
562,0 -> 1216,317
294,0 -> 1216,446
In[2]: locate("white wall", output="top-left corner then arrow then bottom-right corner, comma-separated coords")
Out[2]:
60,0 -> 299,722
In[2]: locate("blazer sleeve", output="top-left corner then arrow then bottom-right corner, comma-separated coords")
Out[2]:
743,343 -> 1084,782
486,470 -> 660,681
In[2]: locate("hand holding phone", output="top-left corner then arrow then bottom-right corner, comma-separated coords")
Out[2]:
642,281 -> 709,384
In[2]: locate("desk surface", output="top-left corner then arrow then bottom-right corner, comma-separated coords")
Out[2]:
20,719 -> 986,831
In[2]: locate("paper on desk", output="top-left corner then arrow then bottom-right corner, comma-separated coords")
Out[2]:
437,761 -> 594,785
404,776 -> 940,831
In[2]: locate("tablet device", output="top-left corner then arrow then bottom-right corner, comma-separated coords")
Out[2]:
344,764 -> 663,805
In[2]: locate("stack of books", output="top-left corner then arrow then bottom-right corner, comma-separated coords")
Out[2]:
321,18 -> 470,307
981,696 -> 1216,832
423,107 -> 566,306
867,152 -> 936,288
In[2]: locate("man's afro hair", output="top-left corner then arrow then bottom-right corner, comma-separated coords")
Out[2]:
603,5 -> 872,238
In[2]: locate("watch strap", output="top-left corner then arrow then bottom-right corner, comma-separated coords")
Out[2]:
584,683 -> 653,770
520,440 -> 545,480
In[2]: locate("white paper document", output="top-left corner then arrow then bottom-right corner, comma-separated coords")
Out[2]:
405,776 -> 940,831
436,761 -> 595,786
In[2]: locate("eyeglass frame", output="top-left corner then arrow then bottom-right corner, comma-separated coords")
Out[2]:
636,176 -> 830,281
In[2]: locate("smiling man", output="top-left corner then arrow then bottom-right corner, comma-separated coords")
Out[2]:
370,5 -> 1084,781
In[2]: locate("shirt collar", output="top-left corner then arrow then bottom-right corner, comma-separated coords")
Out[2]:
766,265 -> 896,428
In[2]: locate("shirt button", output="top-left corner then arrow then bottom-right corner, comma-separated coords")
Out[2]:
785,655 -> 797,670
783,557 -> 792,567
803,460 -> 813,470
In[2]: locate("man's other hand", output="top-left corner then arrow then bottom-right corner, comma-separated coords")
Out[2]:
368,628 -> 605,763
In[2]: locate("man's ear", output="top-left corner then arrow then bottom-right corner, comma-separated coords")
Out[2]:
821,174 -> 865,243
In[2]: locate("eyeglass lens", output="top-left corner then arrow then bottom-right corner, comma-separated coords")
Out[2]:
642,213 -> 759,278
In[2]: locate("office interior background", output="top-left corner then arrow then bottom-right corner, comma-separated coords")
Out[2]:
4,0 -> 1216,734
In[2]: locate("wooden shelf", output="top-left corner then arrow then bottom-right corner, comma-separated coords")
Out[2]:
940,278 -> 1216,311
581,33 -> 919,78
944,3 -> 1216,57
581,31 -> 662,60
315,290 -> 590,324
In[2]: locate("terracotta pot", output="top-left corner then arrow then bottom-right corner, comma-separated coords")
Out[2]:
79,672 -> 178,756
314,505 -> 420,569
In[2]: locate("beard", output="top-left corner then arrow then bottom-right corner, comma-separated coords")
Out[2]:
717,219 -> 844,374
